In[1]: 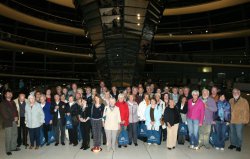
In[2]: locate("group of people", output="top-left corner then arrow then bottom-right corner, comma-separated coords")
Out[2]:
0,81 -> 249,156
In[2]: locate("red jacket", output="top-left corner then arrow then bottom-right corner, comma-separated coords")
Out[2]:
115,101 -> 129,126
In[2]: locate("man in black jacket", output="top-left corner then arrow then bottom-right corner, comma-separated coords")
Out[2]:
51,94 -> 67,146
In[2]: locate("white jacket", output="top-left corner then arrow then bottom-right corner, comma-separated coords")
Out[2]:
25,102 -> 44,128
138,100 -> 148,121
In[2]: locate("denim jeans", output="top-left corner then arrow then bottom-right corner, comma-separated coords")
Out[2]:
187,119 -> 199,147
230,124 -> 243,147
214,121 -> 227,148
29,127 -> 40,147
199,124 -> 211,148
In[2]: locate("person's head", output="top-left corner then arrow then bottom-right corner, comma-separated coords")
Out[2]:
164,86 -> 169,93
150,84 -> 155,91
102,86 -> 107,93
211,86 -> 218,97
35,91 -> 41,102
128,94 -> 134,102
138,87 -> 144,94
169,98 -> 175,108
156,88 -> 161,94
202,89 -> 210,99
72,83 -> 77,91
191,90 -> 199,100
100,81 -> 105,88
126,87 -> 131,94
150,98 -> 157,106
218,92 -> 226,101
94,95 -> 102,105
144,93 -> 150,101
180,96 -> 187,104
104,91 -> 111,99
163,93 -> 169,103
18,92 -> 26,102
77,88 -> 83,95
154,93 -> 161,102
232,88 -> 241,99
46,89 -> 51,95
111,86 -> 117,93
86,87 -> 91,94
56,86 -> 62,95
81,98 -> 87,106
54,94 -> 60,102
62,87 -> 68,95
28,94 -> 35,105
60,94 -> 66,101
132,86 -> 138,95
4,89 -> 13,101
138,84 -> 143,88
172,87 -> 178,95
75,93 -> 81,100
92,88 -> 97,96
68,95 -> 74,103
118,93 -> 125,102
183,86 -> 190,96
40,94 -> 46,104
179,87 -> 184,95
146,85 -> 151,94
109,97 -> 116,106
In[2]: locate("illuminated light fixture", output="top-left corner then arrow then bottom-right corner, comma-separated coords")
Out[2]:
137,16 -> 140,20
202,67 -> 212,73
137,23 -> 140,26
240,60 -> 242,63
21,51 -> 24,54
169,33 -> 173,37
117,54 -> 119,56
246,93 -> 250,96
206,30 -> 208,33
117,17 -> 120,20
137,13 -> 140,17
190,31 -> 193,34
55,48 -> 58,50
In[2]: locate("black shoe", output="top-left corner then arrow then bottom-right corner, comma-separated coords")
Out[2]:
61,142 -> 65,146
228,145 -> 236,149
24,144 -> 29,147
173,147 -> 175,149
134,143 -> 138,146
118,145 -> 121,148
168,147 -> 172,150
73,144 -> 78,146
6,152 -> 12,156
83,146 -> 90,150
124,145 -> 127,148
80,146 -> 84,149
69,142 -> 72,145
236,147 -> 241,152
12,148 -> 21,151
46,143 -> 50,146
128,143 -> 132,145
17,144 -> 21,148
55,143 -> 59,146
103,142 -> 106,145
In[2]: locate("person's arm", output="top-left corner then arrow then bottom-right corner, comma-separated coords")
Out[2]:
40,106 -> 45,125
126,103 -> 129,125
199,102 -> 205,126
0,103 -> 11,120
243,100 -> 249,124
207,99 -> 217,112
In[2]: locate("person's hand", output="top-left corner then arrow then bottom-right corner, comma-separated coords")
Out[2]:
167,122 -> 171,128
226,122 -> 230,126
212,121 -> 216,125
204,103 -> 208,108
79,118 -> 84,122
150,121 -> 155,125
199,123 -> 202,126
49,120 -> 52,124
67,113 -> 70,116
55,106 -> 59,110
121,120 -> 125,124
14,117 -> 18,122
118,124 -> 121,130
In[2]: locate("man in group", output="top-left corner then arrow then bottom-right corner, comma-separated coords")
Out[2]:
0,89 -> 20,155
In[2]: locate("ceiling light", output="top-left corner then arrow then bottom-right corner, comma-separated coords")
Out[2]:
206,30 -> 208,33
21,51 -> 24,54
117,17 -> 120,20
190,31 -> 192,34
137,13 -> 140,17
117,54 -> 119,56
137,16 -> 140,20
55,48 -> 58,50
137,23 -> 140,26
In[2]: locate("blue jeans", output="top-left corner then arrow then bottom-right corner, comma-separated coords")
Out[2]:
29,127 -> 40,147
214,121 -> 227,148
230,124 -> 243,147
187,119 -> 199,147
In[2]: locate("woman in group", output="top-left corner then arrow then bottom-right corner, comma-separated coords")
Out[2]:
214,92 -> 231,150
40,94 -> 53,146
115,93 -> 129,148
66,95 -> 79,146
164,97 -> 181,150
45,89 -> 52,103
103,98 -> 121,152
145,98 -> 162,145
187,90 -> 205,150
176,96 -> 188,124
78,98 -> 91,150
90,95 -> 105,152
103,90 -> 111,106
127,94 -> 139,146
138,94 -> 150,142
25,95 -> 44,150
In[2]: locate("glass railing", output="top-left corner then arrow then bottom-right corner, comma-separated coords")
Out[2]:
3,0 -> 83,28
0,31 -> 92,54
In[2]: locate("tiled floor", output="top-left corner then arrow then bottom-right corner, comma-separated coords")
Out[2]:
0,125 -> 249,159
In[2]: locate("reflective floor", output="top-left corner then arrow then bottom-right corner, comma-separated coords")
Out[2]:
0,125 -> 249,159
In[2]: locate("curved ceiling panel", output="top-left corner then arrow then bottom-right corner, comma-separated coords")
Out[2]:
0,3 -> 84,35
154,29 -> 250,41
47,0 -> 250,16
0,40 -> 92,59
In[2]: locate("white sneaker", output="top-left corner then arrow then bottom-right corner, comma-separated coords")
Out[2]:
189,145 -> 194,149
193,146 -> 199,150
148,143 -> 151,145
153,143 -> 158,146
220,148 -> 224,151
215,147 -> 220,150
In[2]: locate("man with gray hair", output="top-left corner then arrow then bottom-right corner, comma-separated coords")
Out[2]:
199,88 -> 217,149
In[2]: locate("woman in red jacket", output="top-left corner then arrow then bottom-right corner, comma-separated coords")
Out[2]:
115,93 -> 129,148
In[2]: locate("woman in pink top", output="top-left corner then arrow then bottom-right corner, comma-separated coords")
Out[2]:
187,90 -> 205,150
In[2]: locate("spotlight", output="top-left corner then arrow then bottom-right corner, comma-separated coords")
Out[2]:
205,30 -> 208,33
137,23 -> 140,26
137,13 -> 140,17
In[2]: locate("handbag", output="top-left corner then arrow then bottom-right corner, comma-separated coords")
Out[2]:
137,123 -> 148,137
146,126 -> 161,145
118,126 -> 129,146
48,129 -> 56,144
178,122 -> 188,136
209,125 -> 217,147
65,115 -> 73,129
40,127 -> 46,146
